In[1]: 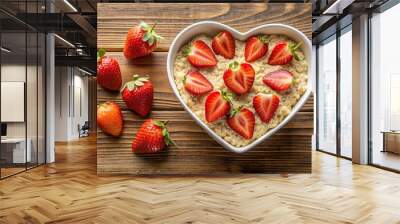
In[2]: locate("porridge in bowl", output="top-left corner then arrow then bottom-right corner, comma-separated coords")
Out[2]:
173,31 -> 308,147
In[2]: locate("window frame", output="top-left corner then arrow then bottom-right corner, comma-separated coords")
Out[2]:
315,24 -> 353,161
367,0 -> 400,173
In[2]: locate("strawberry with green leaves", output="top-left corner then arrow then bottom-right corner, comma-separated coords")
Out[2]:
121,75 -> 154,117
132,119 -> 175,153
227,106 -> 255,139
268,41 -> 302,65
223,61 -> 255,95
97,48 -> 122,91
124,21 -> 163,59
205,90 -> 232,123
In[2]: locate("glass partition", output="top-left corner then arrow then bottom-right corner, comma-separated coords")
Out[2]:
370,3 -> 400,171
0,14 -> 28,178
317,35 -> 337,154
0,1 -> 46,179
339,27 -> 352,158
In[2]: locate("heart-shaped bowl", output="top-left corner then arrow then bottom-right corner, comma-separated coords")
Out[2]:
167,21 -> 312,153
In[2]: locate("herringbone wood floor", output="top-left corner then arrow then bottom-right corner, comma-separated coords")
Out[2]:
1,136 -> 400,224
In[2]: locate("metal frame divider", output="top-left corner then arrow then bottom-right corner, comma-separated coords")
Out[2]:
336,18 -> 341,157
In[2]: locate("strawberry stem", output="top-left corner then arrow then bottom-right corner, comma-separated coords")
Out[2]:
149,21 -> 158,33
182,44 -> 191,57
230,105 -> 243,117
258,35 -> 269,43
154,120 -> 176,147
221,90 -> 233,103
121,74 -> 149,92
97,48 -> 106,60
293,42 -> 302,51
228,61 -> 240,70
289,42 -> 303,61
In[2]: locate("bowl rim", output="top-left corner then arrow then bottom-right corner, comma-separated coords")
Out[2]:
167,21 -> 312,153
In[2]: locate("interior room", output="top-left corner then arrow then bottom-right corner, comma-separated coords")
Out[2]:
0,0 -> 400,223
0,6 -> 46,178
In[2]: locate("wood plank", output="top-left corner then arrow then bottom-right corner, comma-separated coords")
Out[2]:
97,3 -> 313,175
98,3 -> 312,51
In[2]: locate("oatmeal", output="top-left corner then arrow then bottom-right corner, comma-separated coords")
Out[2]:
173,33 -> 308,147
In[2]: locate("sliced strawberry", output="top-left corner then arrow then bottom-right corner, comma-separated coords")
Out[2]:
263,70 -> 293,92
223,61 -> 255,95
227,107 -> 255,139
245,35 -> 269,62
205,91 -> 232,123
268,41 -> 302,65
253,94 -> 280,123
184,40 -> 217,68
212,31 -> 235,59
184,70 -> 213,96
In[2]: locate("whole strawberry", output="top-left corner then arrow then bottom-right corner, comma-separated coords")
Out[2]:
121,75 -> 154,117
97,48 -> 122,91
97,101 -> 123,137
123,21 -> 163,59
132,119 -> 174,153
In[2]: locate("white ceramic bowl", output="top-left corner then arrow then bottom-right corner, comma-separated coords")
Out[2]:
167,21 -> 312,153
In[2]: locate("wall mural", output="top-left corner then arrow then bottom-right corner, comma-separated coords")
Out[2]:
96,3 -> 313,175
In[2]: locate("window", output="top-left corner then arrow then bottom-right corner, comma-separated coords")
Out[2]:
370,3 -> 400,171
339,27 -> 352,158
317,36 -> 337,154
316,26 -> 353,159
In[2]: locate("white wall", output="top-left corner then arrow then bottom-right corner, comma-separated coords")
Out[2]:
1,64 -> 32,138
54,67 -> 89,141
1,63 -> 46,164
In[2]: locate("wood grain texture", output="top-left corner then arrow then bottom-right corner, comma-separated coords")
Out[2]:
97,3 -> 313,175
98,3 -> 312,51
2,138 -> 400,223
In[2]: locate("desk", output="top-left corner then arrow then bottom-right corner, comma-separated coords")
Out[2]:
382,131 -> 400,154
1,138 -> 31,163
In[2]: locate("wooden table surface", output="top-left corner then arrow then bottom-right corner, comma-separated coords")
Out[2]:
97,3 -> 313,175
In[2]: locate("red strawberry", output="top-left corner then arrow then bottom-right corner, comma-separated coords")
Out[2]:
268,41 -> 302,65
97,49 -> 122,91
223,61 -> 255,95
97,101 -> 123,137
121,75 -> 153,117
124,21 -> 163,59
227,107 -> 255,139
184,40 -> 217,68
205,91 -> 232,123
132,119 -> 174,153
253,94 -> 280,123
263,70 -> 293,92
184,70 -> 213,96
245,35 -> 269,62
212,31 -> 235,59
